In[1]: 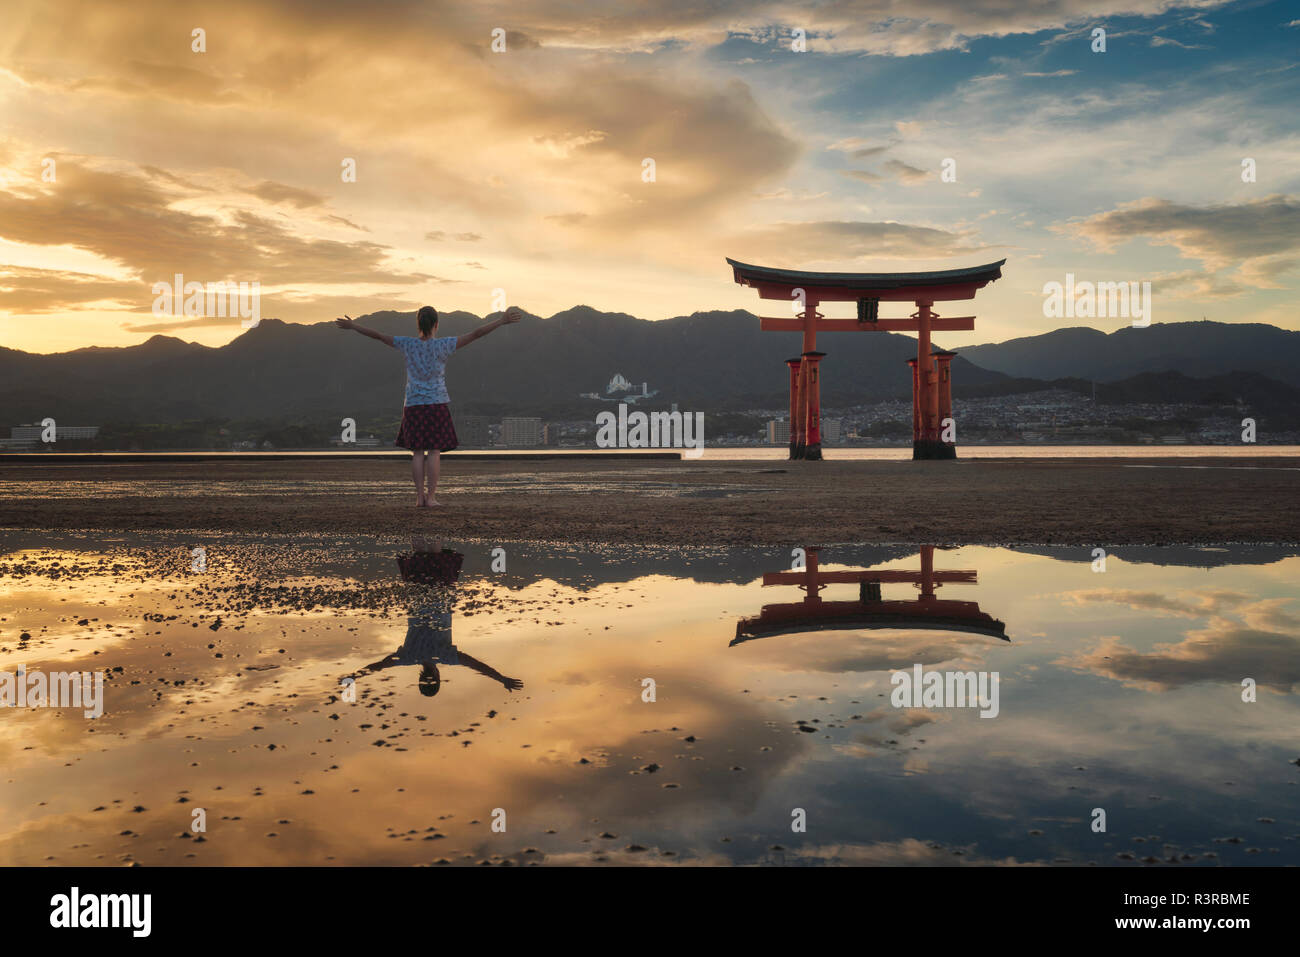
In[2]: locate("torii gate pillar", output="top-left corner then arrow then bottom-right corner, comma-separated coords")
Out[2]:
913,301 -> 955,460
785,357 -> 803,458
800,351 -> 826,460
908,348 -> 957,458
935,350 -> 956,455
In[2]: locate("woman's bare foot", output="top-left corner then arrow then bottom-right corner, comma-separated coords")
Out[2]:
416,493 -> 428,507
426,497 -> 445,507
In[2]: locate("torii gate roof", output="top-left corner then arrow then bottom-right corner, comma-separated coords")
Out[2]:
727,257 -> 1006,289
732,604 -> 1009,644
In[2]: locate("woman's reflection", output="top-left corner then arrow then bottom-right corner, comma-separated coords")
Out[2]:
352,537 -> 523,695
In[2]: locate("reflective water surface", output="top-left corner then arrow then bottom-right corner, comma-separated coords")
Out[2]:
1,533 -> 1297,866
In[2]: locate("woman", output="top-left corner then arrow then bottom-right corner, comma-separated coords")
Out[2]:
335,305 -> 521,506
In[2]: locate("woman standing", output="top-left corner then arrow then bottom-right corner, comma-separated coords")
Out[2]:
336,305 -> 521,506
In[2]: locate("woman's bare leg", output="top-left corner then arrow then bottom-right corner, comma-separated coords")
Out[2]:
411,451 -> 426,506
423,450 -> 442,505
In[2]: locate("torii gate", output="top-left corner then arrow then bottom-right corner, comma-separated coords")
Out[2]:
726,258 -> 1005,459
732,545 -> 1007,644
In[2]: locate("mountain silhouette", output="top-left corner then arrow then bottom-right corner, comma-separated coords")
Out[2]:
0,311 -> 1296,425
960,321 -> 1300,384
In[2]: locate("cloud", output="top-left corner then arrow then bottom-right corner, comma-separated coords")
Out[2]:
840,161 -> 930,186
325,215 -> 369,232
754,187 -> 830,201
841,169 -> 884,183
532,129 -> 608,157
119,291 -> 430,332
0,266 -> 138,313
1062,195 -> 1300,272
827,139 -> 893,158
1150,269 -> 1250,299
882,159 -> 931,185
138,165 -> 214,192
1149,35 -> 1211,49
458,0 -> 1235,57
0,162 -> 434,287
119,314 -> 247,333
246,181 -> 327,209
425,231 -> 484,242
1067,623 -> 1300,693
1062,592 -> 1300,693
727,219 -> 991,264
1062,588 -> 1251,617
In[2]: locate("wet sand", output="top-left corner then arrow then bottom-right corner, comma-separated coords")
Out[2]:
1,455 -> 1298,545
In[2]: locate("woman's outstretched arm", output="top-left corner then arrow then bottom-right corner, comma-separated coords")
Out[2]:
456,306 -> 522,350
335,314 -> 394,347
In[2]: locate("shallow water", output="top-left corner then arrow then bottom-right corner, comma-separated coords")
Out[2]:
1,533 -> 1297,866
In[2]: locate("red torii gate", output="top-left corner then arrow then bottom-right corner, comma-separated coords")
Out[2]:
733,545 -> 1007,644
726,258 -> 1005,460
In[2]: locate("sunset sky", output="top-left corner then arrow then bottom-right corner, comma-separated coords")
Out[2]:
1,0 -> 1297,354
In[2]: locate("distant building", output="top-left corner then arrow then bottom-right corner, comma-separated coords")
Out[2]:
767,419 -> 790,445
591,374 -> 656,403
331,435 -> 379,447
501,417 -> 543,447
457,415 -> 491,448
5,423 -> 99,448
768,418 -> 837,445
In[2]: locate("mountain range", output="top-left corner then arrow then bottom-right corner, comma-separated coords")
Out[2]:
1,310 -> 1297,425
960,321 -> 1300,383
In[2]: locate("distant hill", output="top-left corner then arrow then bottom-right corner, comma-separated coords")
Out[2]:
0,311 -> 1296,426
1086,369 -> 1300,416
0,308 -> 1014,423
960,321 -> 1300,385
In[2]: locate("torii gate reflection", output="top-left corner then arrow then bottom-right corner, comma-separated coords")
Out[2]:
733,546 -> 1008,646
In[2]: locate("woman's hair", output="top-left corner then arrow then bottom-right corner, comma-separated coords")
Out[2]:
418,662 -> 441,697
417,305 -> 438,335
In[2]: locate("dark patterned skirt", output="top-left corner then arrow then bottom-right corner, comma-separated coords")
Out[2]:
395,403 -> 458,452
397,549 -> 464,586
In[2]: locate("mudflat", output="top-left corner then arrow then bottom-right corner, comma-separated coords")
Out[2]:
1,455 -> 1297,545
